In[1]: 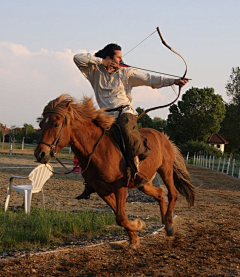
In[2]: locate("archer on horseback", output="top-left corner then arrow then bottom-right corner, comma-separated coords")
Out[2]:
73,43 -> 188,199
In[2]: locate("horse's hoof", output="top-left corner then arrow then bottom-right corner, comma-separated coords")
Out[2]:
136,218 -> 146,230
129,243 -> 139,250
165,226 -> 175,236
129,238 -> 140,250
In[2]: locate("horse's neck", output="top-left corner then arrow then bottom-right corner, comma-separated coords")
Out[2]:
70,121 -> 105,156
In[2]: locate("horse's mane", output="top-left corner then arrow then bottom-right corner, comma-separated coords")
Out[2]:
43,94 -> 115,130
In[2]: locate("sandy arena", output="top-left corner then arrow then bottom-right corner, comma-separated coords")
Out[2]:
0,155 -> 239,276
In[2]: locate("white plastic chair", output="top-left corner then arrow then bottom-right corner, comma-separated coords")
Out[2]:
5,164 -> 53,214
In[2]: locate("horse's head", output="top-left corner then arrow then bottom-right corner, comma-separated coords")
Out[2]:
35,94 -> 115,163
35,102 -> 72,164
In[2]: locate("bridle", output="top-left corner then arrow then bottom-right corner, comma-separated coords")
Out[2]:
38,111 -> 105,175
39,111 -> 67,158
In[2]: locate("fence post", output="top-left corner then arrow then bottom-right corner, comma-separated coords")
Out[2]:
222,157 -> 226,173
231,159 -> 235,177
226,158 -> 231,175
186,152 -> 189,164
193,154 -> 196,165
209,156 -> 211,168
217,157 -> 221,171
22,137 -> 25,150
212,156 -> 215,170
9,143 -> 13,155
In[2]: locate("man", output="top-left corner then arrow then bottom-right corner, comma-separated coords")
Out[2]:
73,43 -> 188,199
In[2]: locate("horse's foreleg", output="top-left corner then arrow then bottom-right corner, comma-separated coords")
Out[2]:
115,186 -> 145,231
138,181 -> 167,225
100,191 -> 141,249
158,168 -> 178,236
115,186 -> 146,249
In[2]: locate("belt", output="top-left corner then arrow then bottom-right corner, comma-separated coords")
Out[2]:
106,105 -> 129,113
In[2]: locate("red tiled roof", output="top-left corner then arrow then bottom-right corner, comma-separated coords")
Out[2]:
207,133 -> 228,144
0,124 -> 9,135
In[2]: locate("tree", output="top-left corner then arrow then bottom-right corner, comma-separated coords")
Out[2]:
136,107 -> 166,132
225,67 -> 240,105
136,107 -> 153,129
8,124 -> 39,144
166,87 -> 226,144
220,104 -> 240,152
221,67 -> 240,153
152,117 -> 167,132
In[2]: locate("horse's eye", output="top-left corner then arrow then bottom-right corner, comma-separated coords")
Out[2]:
54,123 -> 60,128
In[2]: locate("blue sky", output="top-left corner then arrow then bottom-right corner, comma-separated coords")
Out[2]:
1,0 -> 239,128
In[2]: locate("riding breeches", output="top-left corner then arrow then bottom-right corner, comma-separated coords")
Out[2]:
117,113 -> 151,161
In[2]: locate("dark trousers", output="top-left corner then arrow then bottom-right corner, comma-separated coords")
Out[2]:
117,113 -> 151,161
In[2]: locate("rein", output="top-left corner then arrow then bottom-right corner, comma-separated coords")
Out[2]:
38,111 -> 105,175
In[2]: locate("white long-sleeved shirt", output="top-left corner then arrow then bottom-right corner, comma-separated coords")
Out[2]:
74,53 -> 175,117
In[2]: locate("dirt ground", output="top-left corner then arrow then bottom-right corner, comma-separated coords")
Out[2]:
0,155 -> 239,276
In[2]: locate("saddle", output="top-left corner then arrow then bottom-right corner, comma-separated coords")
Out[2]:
108,123 -> 127,161
108,123 -> 149,163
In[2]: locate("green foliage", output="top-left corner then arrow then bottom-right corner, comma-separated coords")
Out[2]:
225,67 -> 240,105
166,87 -> 226,144
8,124 -> 40,143
178,141 -> 222,157
220,103 -> 240,153
0,208 -> 121,251
136,107 -> 166,131
152,117 -> 167,132
136,107 -> 153,129
221,67 -> 240,153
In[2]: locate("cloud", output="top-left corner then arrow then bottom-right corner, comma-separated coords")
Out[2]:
0,42 -> 92,128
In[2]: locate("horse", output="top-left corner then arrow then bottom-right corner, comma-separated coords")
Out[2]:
34,94 -> 195,249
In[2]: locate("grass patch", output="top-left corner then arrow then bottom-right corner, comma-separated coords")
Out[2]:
145,216 -> 159,222
0,208 -> 123,252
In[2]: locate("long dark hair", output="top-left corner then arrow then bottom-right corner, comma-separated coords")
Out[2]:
95,43 -> 121,59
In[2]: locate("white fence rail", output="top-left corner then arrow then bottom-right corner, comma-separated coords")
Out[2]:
186,154 -> 240,179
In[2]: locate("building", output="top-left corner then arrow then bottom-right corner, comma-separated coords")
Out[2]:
207,133 -> 229,153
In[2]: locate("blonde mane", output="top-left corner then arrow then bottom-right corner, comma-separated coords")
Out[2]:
43,94 -> 115,130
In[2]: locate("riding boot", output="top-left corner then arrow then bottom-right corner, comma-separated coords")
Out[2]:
129,156 -> 149,187
76,182 -> 95,200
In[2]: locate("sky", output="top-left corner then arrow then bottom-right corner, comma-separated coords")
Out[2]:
0,0 -> 239,128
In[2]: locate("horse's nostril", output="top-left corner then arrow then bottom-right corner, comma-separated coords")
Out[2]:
41,151 -> 45,158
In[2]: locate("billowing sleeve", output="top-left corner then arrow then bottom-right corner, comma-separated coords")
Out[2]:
73,53 -> 102,80
128,69 -> 175,89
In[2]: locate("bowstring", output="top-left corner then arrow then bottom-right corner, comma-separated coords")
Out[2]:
123,30 -> 157,58
123,28 -> 178,97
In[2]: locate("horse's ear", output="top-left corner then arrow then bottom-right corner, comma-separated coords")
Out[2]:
66,100 -> 72,110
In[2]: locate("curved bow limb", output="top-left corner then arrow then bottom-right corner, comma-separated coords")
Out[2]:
156,27 -> 187,80
137,27 -> 188,121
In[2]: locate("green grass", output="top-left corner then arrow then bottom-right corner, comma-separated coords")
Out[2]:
0,208 -> 123,252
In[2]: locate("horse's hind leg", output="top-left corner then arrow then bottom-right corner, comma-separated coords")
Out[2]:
158,167 -> 178,236
100,191 -> 142,249
138,180 -> 167,225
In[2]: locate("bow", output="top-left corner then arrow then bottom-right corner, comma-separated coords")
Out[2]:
123,27 -> 188,120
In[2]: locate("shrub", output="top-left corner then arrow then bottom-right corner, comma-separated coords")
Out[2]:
178,141 -> 222,157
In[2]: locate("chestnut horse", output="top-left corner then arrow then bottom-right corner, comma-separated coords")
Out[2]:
34,94 -> 195,249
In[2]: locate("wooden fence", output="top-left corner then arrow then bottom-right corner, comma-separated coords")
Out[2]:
186,154 -> 240,179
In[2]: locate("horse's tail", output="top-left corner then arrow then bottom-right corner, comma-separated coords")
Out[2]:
171,143 -> 195,207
